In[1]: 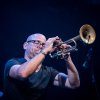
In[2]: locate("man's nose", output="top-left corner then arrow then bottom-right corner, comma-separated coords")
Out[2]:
37,44 -> 43,49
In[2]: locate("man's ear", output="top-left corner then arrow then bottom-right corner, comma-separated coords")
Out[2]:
23,42 -> 28,50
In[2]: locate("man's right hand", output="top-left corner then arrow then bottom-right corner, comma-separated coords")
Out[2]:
42,36 -> 60,54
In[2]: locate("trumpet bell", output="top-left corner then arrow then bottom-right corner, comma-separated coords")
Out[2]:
79,24 -> 96,44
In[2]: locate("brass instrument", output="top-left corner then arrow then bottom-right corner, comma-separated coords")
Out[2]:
49,24 -> 96,58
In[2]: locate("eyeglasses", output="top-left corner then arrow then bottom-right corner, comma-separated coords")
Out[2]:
27,40 -> 45,47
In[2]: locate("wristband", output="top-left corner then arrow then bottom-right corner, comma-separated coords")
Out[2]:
41,51 -> 47,56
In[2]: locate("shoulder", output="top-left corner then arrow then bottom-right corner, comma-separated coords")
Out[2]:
5,58 -> 26,70
4,58 -> 26,77
5,58 -> 19,66
5,58 -> 26,66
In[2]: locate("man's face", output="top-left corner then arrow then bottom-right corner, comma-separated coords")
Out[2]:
24,34 -> 46,58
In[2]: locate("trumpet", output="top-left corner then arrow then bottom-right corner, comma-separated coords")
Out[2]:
49,24 -> 96,58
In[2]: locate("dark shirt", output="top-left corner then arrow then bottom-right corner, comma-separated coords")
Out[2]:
4,58 -> 59,100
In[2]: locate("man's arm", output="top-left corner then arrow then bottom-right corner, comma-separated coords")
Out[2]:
53,55 -> 80,89
9,52 -> 46,79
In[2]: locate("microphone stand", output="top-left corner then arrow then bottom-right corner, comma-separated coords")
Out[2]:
82,48 -> 100,100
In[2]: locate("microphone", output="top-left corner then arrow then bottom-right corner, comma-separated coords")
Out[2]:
82,48 -> 93,68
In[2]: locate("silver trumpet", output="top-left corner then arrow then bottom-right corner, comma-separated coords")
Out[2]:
49,24 -> 96,58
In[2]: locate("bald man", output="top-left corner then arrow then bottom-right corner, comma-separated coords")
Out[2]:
4,33 -> 80,100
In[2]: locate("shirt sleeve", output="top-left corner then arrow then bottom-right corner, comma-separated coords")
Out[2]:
4,58 -> 20,77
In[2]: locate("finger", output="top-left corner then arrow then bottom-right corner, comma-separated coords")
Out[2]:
64,44 -> 72,48
47,36 -> 59,42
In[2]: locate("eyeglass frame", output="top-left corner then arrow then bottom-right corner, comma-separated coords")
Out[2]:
27,40 -> 45,47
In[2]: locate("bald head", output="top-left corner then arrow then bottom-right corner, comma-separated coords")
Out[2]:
26,33 -> 46,42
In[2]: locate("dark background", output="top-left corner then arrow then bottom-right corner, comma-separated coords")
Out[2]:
0,0 -> 100,100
